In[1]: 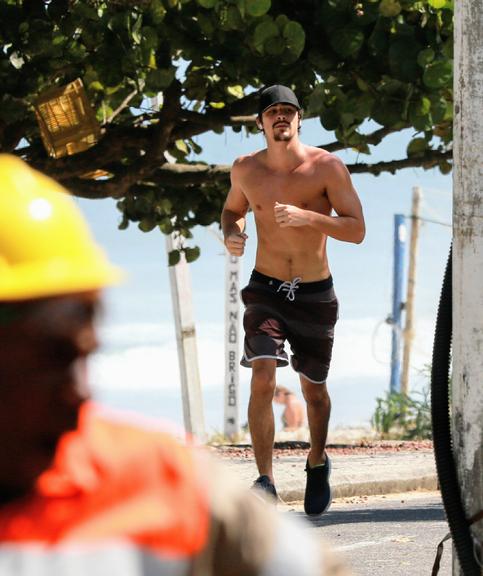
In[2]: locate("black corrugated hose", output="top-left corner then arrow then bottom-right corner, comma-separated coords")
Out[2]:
431,246 -> 481,575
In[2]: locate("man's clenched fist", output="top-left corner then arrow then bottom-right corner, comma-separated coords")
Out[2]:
225,232 -> 248,257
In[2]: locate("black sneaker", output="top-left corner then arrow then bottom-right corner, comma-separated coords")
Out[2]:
252,475 -> 278,500
304,454 -> 332,516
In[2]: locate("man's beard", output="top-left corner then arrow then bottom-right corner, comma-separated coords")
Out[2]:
273,130 -> 293,142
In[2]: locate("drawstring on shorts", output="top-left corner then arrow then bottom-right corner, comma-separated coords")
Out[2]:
277,277 -> 301,301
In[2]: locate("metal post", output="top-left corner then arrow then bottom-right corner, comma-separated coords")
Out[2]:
224,254 -> 241,439
452,0 -> 483,573
390,214 -> 407,393
166,233 -> 205,441
401,187 -> 422,395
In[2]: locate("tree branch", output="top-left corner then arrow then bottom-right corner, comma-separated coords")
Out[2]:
57,148 -> 452,200
347,149 -> 452,175
322,126 -> 405,152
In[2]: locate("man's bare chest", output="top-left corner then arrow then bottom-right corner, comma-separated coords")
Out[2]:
242,170 -> 328,212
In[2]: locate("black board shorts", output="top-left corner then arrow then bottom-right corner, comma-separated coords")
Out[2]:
240,269 -> 339,384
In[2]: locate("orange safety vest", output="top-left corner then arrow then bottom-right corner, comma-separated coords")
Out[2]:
0,404 -> 209,572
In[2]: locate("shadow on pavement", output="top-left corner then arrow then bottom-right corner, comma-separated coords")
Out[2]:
289,503 -> 445,527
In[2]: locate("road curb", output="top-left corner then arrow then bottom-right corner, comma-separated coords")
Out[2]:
279,475 -> 438,503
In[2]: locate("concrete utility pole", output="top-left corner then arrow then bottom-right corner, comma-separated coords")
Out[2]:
224,254 -> 241,439
166,234 -> 205,441
401,187 -> 422,396
452,0 -> 483,574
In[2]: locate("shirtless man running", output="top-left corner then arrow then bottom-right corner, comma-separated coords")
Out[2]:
221,85 -> 365,515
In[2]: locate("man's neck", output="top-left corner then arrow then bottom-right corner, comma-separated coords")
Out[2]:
264,138 -> 307,172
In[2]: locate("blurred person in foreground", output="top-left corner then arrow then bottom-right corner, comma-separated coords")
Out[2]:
0,155 -> 350,576
273,386 -> 306,431
222,85 -> 365,513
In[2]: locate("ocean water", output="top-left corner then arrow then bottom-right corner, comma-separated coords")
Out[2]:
88,314 -> 436,436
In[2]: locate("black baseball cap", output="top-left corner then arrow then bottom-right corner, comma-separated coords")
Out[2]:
258,85 -> 301,115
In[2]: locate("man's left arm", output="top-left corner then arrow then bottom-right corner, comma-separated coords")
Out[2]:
274,157 -> 365,244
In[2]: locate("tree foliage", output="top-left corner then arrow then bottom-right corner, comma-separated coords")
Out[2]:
0,0 -> 453,258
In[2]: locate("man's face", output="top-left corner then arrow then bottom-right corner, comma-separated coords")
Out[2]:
260,104 -> 300,142
0,293 -> 99,499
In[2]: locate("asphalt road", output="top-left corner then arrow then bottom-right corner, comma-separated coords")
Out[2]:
281,491 -> 452,576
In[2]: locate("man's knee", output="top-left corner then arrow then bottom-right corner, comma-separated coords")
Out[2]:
301,380 -> 330,406
251,361 -> 276,396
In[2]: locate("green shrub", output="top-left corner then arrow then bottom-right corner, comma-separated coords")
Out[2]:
372,387 -> 432,440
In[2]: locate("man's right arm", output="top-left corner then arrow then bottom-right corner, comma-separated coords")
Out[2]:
221,158 -> 250,256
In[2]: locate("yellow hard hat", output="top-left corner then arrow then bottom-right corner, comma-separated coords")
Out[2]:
0,154 -> 122,301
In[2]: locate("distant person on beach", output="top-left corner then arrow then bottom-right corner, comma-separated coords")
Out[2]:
0,155 -> 351,576
222,85 -> 365,515
274,386 -> 306,430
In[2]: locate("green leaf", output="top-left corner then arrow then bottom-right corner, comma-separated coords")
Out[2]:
282,21 -> 305,58
409,109 -> 433,131
189,139 -> 203,154
159,219 -> 174,234
131,13 -> 143,44
407,137 -> 427,157
428,0 -> 446,8
149,0 -> 166,23
155,199 -> 173,215
184,246 -> 201,263
368,25 -> 388,55
265,36 -> 285,55
442,39 -> 453,59
320,107 -> 339,131
429,95 -> 447,123
175,139 -> 189,154
423,60 -> 453,89
226,85 -> 244,98
307,85 -> 326,115
168,249 -> 181,266
329,27 -> 364,58
138,218 -> 157,232
308,49 -> 336,73
246,0 -> 271,17
197,0 -> 218,7
409,96 -> 433,130
328,0 -> 353,11
145,67 -> 175,91
389,39 -> 422,81
275,14 -> 289,29
96,104 -> 114,123
371,97 -> 405,127
236,0 -> 246,19
72,3 -> 98,21
349,92 -> 374,120
118,215 -> 130,230
226,6 -> 243,29
253,19 -> 279,53
417,48 -> 435,68
379,0 -> 402,17
142,26 -> 159,50
438,161 -> 452,175
89,80 -> 104,92
411,96 -> 431,117
356,77 -> 370,92
197,12 -> 215,35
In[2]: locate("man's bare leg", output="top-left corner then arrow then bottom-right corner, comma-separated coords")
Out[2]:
300,377 -> 331,467
248,359 -> 277,482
